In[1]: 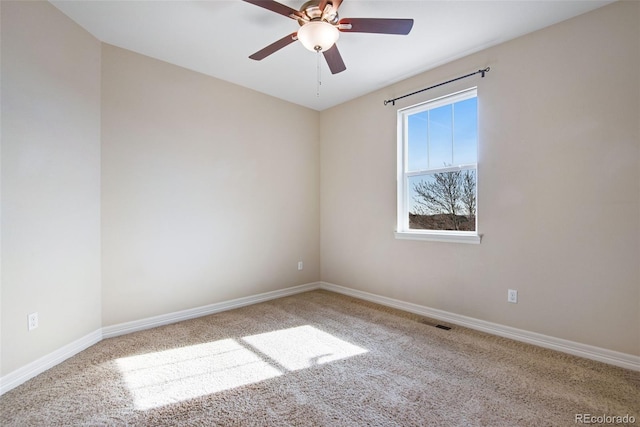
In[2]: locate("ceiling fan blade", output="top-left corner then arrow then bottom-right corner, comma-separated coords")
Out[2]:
242,0 -> 303,20
319,0 -> 343,12
339,18 -> 414,35
323,44 -> 346,74
249,32 -> 298,60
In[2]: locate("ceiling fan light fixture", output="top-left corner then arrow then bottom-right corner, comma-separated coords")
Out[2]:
297,21 -> 339,52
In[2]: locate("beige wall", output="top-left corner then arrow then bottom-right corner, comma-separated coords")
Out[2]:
1,1 -> 102,375
101,45 -> 320,326
320,1 -> 640,356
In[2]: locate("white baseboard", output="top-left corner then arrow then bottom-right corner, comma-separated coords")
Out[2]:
318,282 -> 640,372
102,282 -> 321,339
2,280 -> 637,397
0,329 -> 102,395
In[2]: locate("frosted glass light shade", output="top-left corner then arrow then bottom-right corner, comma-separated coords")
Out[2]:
297,21 -> 339,52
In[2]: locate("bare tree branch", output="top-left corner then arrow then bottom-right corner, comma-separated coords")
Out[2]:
411,169 -> 476,231
462,170 -> 476,218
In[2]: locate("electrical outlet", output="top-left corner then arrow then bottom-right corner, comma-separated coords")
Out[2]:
28,312 -> 39,331
507,289 -> 518,304
297,261 -> 304,271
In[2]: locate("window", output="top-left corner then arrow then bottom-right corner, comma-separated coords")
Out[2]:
396,88 -> 480,244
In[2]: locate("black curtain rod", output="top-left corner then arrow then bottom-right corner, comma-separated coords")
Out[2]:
384,67 -> 490,106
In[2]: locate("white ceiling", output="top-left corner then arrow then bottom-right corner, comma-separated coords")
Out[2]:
50,0 -> 612,111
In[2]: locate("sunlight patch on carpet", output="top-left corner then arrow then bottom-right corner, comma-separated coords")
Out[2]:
116,326 -> 367,410
116,338 -> 281,410
242,325 -> 368,371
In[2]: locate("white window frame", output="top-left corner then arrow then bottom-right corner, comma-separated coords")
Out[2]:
395,88 -> 481,244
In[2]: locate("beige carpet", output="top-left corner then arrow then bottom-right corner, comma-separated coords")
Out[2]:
1,290 -> 639,426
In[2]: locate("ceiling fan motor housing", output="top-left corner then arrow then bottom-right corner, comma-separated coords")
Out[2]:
298,0 -> 339,25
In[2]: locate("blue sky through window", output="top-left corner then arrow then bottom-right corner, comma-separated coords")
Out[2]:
453,98 -> 478,165
407,97 -> 477,172
428,104 -> 453,168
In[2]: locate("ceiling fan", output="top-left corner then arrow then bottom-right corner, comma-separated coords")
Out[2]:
242,0 -> 414,74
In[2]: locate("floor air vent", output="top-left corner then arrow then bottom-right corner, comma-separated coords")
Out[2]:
418,319 -> 451,330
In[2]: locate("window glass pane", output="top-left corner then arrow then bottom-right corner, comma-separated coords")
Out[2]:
398,89 -> 478,237
453,97 -> 478,165
428,104 -> 453,168
407,170 -> 476,231
407,111 -> 428,171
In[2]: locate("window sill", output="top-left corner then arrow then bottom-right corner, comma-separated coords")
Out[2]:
394,230 -> 482,244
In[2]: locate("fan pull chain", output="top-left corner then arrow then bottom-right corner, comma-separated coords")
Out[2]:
316,50 -> 322,97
